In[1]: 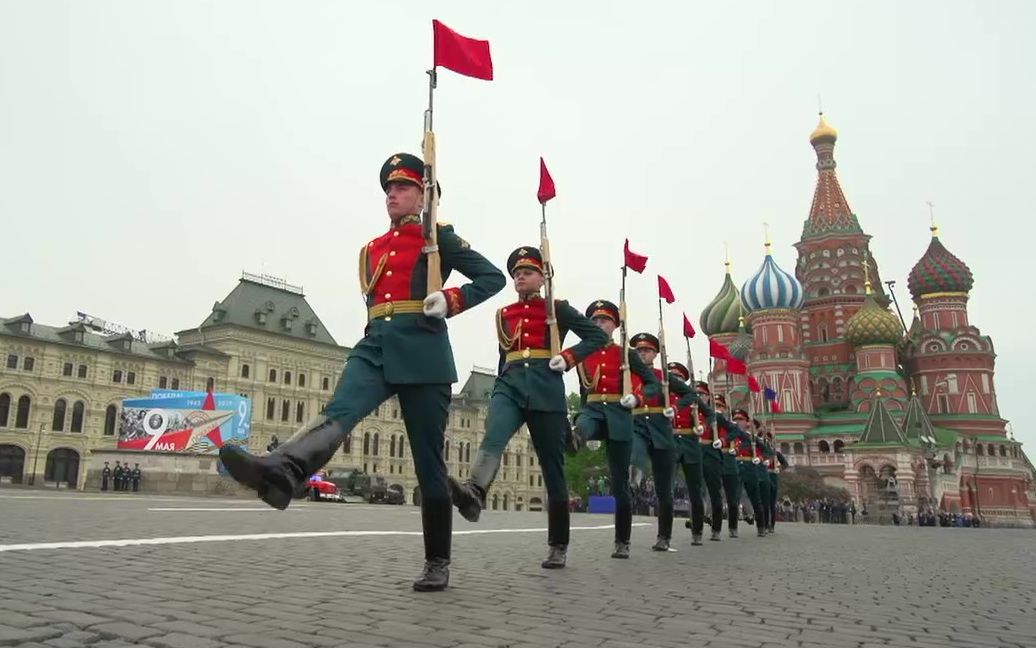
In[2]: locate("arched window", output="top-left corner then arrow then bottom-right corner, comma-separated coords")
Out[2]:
284,371 -> 292,385
52,399 -> 67,431
295,402 -> 304,423
171,378 -> 179,390
818,378 -> 830,403
503,493 -> 510,510
503,452 -> 509,466
399,436 -> 406,459
70,401 -> 85,433
987,444 -> 995,457
0,393 -> 10,427
0,444 -> 26,483
444,439 -> 450,461
15,396 -> 30,428
818,323 -> 829,342
373,433 -> 380,456
298,374 -> 306,388
322,377 -> 329,391
818,440 -> 831,453
269,369 -> 277,382
363,433 -> 370,455
389,436 -> 396,458
104,405 -> 117,436
241,364 -> 250,379
780,443 -> 790,454
999,445 -> 1007,457
281,400 -> 289,422
266,398 -> 275,420
976,444 -> 984,456
833,439 -> 845,453
793,442 -> 804,455
465,442 -> 471,463
45,448 -> 80,485
343,435 -> 352,453
492,494 -> 499,510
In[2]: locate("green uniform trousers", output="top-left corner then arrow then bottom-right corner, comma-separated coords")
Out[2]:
702,450 -> 725,533
576,404 -> 633,544
757,466 -> 772,531
480,392 -> 568,504
324,356 -> 450,501
737,461 -> 766,534
768,472 -> 779,530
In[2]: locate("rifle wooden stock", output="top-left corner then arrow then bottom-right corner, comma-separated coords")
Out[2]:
541,215 -> 561,356
422,129 -> 442,294
657,317 -> 670,408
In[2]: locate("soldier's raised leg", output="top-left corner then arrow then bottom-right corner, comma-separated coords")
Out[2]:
449,392 -> 523,522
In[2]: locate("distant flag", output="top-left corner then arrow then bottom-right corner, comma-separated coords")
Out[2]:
726,357 -> 747,375
623,239 -> 648,273
537,157 -> 556,204
764,386 -> 782,414
657,274 -> 676,304
709,338 -> 732,360
747,375 -> 762,393
682,313 -> 696,339
432,20 -> 494,80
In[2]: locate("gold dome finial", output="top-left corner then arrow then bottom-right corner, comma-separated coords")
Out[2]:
810,112 -> 838,144
763,222 -> 771,254
927,201 -> 939,237
863,250 -> 873,295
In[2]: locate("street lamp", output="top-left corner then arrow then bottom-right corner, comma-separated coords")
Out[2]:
29,423 -> 45,486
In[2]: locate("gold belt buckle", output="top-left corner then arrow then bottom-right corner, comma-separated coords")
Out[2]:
522,349 -> 531,359
384,302 -> 395,315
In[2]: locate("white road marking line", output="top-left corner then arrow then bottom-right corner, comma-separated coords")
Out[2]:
0,523 -> 651,553
148,507 -> 305,512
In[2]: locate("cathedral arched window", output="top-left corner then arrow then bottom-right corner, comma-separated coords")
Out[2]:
818,440 -> 831,454
833,439 -> 845,453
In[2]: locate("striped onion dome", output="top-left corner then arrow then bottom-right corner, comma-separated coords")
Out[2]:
741,243 -> 805,311
699,263 -> 742,335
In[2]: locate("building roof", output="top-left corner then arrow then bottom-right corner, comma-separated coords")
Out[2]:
907,226 -> 974,300
902,393 -> 936,443
456,368 -> 497,402
1,314 -> 193,364
855,395 -> 908,447
182,277 -> 338,346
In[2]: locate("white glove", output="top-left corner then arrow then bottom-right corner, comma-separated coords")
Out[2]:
620,394 -> 638,409
752,457 -> 761,465
695,425 -> 705,436
663,407 -> 675,419
548,355 -> 568,373
712,439 -> 723,449
728,447 -> 737,456
422,291 -> 448,319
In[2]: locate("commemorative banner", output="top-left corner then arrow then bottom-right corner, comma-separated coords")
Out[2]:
117,390 -> 251,454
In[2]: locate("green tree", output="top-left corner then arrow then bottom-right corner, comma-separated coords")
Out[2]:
778,466 -> 850,502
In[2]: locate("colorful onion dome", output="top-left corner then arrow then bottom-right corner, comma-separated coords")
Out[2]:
809,113 -> 838,145
846,293 -> 902,347
700,262 -> 742,335
741,241 -> 804,311
728,316 -> 754,360
907,226 -> 974,300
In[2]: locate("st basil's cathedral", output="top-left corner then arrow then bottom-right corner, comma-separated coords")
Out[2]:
700,115 -> 1036,527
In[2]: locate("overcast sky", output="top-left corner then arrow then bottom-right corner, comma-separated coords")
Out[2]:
2,1 -> 1032,448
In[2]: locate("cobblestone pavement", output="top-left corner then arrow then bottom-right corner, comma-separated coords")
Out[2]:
1,491 -> 1034,648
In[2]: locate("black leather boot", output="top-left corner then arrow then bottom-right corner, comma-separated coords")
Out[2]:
611,542 -> 630,559
219,416 -> 345,510
541,499 -> 570,568
651,536 -> 670,551
710,530 -> 722,542
448,450 -> 499,523
413,498 -> 451,592
541,545 -> 567,569
658,500 -> 674,545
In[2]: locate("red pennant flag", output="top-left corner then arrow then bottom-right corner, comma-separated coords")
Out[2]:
537,157 -> 556,204
709,337 -> 732,360
432,20 -> 494,80
657,275 -> 676,304
623,239 -> 648,273
747,375 -> 762,392
682,313 -> 696,339
726,357 -> 747,375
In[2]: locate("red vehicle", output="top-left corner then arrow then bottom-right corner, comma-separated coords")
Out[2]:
306,473 -> 342,502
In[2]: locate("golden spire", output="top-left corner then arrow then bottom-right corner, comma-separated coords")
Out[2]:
863,250 -> 873,295
763,222 -> 771,255
927,201 -> 939,237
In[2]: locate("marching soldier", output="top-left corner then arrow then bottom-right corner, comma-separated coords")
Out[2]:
753,419 -> 775,535
714,395 -> 748,538
113,461 -> 124,491
731,409 -> 768,537
448,246 -> 608,569
763,429 -> 787,534
697,390 -> 746,541
100,461 -> 111,492
573,300 -> 660,559
218,152 -> 505,591
629,334 -> 695,552
667,364 -> 707,546
131,464 -> 142,492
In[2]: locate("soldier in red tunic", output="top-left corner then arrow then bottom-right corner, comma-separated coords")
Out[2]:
573,300 -> 660,558
448,246 -> 608,568
218,153 -> 505,591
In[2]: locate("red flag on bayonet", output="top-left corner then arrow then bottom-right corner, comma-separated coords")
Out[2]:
747,375 -> 762,392
726,357 -> 747,375
682,313 -> 696,339
657,275 -> 676,304
202,389 -> 224,448
537,157 -> 556,204
709,338 -> 732,360
433,20 -> 494,80
623,239 -> 648,273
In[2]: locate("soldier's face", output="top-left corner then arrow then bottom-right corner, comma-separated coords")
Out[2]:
734,417 -> 748,429
512,268 -> 544,294
592,316 -> 616,336
385,182 -> 423,221
637,348 -> 657,365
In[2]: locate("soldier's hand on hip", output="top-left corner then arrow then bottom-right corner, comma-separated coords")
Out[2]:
620,394 -> 638,409
548,355 -> 568,373
663,407 -> 675,419
713,439 -> 723,449
423,292 -> 448,319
